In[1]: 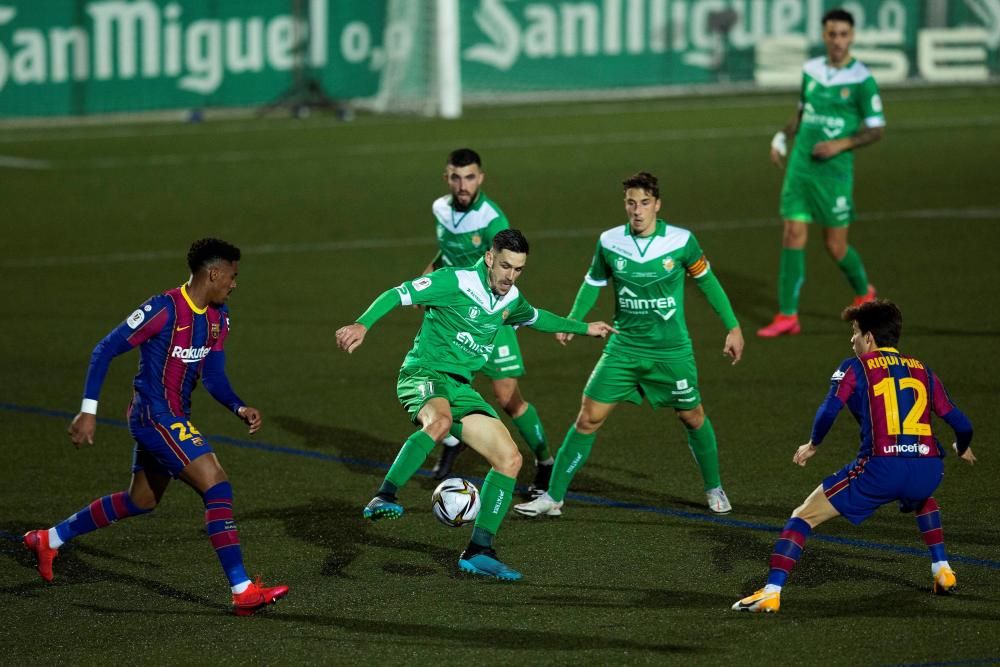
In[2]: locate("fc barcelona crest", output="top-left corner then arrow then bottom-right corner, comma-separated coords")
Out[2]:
614,257 -> 627,271
662,257 -> 675,272
471,233 -> 482,247
210,322 -> 220,339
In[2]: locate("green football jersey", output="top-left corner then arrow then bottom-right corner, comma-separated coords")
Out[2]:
395,260 -> 537,380
585,220 -> 711,361
789,57 -> 885,178
432,192 -> 509,268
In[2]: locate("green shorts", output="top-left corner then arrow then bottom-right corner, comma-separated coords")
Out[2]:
583,352 -> 701,410
479,325 -> 524,380
780,168 -> 854,227
396,366 -> 499,424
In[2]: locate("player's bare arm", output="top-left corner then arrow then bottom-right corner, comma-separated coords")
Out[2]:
954,443 -> 977,465
237,406 -> 262,434
723,327 -> 744,364
813,126 -> 884,160
792,441 -> 818,466
336,323 -> 368,354
68,412 -> 97,448
585,322 -> 617,338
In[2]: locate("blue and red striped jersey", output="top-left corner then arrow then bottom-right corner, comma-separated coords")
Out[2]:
83,284 -> 243,417
812,347 -> 964,458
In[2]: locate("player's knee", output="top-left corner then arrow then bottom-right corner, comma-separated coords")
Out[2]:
678,410 -> 705,430
423,415 -> 453,442
574,411 -> 603,434
493,446 -> 523,477
824,238 -> 847,259
782,224 -> 807,248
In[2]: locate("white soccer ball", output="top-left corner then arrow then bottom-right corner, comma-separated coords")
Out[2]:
431,477 -> 481,527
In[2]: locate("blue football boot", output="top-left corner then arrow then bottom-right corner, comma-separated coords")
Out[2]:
363,496 -> 404,522
458,548 -> 522,581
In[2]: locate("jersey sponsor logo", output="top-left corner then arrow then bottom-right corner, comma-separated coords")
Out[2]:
455,331 -> 494,359
171,345 -> 212,364
882,442 -> 932,455
618,286 -> 678,320
413,277 -> 432,291
468,306 -> 480,319
126,309 -> 145,329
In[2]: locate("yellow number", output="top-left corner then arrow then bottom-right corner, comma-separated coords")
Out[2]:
872,377 -> 930,436
169,421 -> 201,442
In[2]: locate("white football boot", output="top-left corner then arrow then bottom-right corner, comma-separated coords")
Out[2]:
706,487 -> 732,514
513,492 -> 563,517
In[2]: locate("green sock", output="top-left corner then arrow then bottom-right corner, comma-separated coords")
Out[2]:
547,427 -> 596,502
473,470 -> 516,539
837,245 -> 870,296
686,417 -> 721,491
384,431 -> 436,489
778,247 -> 805,315
512,403 -> 549,460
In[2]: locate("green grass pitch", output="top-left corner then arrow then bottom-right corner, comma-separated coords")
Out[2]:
1,86 -> 998,664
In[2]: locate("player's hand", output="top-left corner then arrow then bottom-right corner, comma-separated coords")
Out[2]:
769,146 -> 786,170
238,406 -> 263,434
954,442 -> 977,465
556,332 -> 575,346
812,139 -> 849,160
68,412 -> 97,448
723,327 -> 744,365
793,442 -> 817,466
585,322 -> 618,339
336,323 -> 368,353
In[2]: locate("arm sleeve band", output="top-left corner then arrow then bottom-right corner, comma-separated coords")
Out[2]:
356,289 -> 402,329
694,272 -> 740,330
528,309 -> 589,335
810,394 -> 844,445
83,328 -> 134,403
567,282 -> 601,321
942,407 -> 974,454
201,351 -> 245,415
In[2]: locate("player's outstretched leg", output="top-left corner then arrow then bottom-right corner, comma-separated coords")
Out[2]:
915,497 -> 956,594
364,431 -> 437,522
201,481 -> 289,615
458,470 -> 521,581
515,426 -> 593,518
685,417 -> 732,514
732,517 -> 812,613
24,490 -> 152,582
758,247 -> 804,338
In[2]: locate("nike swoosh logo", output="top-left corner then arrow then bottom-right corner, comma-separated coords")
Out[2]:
175,325 -> 190,332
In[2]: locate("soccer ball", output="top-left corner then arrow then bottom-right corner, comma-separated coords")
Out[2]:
431,477 -> 481,527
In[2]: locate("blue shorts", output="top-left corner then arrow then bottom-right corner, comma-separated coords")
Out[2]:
822,456 -> 944,525
128,403 -> 213,478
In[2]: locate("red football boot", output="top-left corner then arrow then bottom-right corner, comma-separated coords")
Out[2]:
232,577 -> 289,616
756,313 -> 801,338
24,529 -> 58,582
850,284 -> 877,308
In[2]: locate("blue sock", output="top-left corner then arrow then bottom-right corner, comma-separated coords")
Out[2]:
767,517 -> 812,588
55,491 -> 150,543
203,482 -> 250,587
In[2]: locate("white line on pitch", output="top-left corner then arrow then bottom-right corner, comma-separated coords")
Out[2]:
2,207 -> 996,270
0,155 -> 50,169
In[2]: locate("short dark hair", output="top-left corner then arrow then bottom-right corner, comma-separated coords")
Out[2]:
822,8 -> 854,27
622,172 -> 660,199
187,238 -> 241,273
492,229 -> 529,255
447,148 -> 482,168
842,299 -> 902,347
